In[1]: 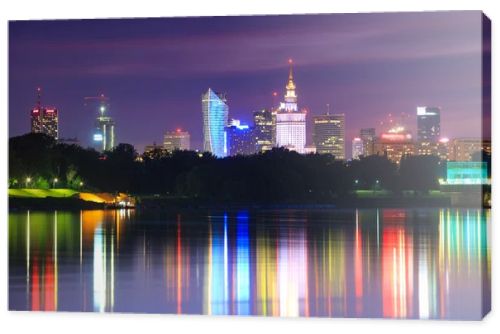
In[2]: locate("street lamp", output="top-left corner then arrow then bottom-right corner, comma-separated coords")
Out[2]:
53,178 -> 58,188
25,177 -> 31,188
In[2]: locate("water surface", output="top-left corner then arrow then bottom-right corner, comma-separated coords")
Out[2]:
9,208 -> 490,319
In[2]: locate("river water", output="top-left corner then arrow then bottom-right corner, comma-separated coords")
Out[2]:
8,208 -> 490,319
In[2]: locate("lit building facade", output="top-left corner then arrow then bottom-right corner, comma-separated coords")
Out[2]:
360,128 -> 376,156
352,137 -> 364,160
449,138 -> 487,161
226,122 -> 255,156
313,113 -> 345,159
94,102 -> 115,152
163,129 -> 190,152
202,88 -> 229,157
417,106 -> 441,142
30,88 -> 58,139
374,129 -> 415,164
275,60 -> 307,154
445,161 -> 489,185
253,109 -> 274,152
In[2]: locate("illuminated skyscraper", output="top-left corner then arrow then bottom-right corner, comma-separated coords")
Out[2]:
360,128 -> 376,156
352,137 -> 364,160
253,109 -> 274,152
313,113 -> 345,159
163,129 -> 190,152
30,88 -> 58,139
226,121 -> 255,156
275,59 -> 306,154
417,106 -> 440,142
202,88 -> 229,157
91,96 -> 115,152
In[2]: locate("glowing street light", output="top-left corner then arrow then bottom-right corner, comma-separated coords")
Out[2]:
53,178 -> 58,188
25,177 -> 31,188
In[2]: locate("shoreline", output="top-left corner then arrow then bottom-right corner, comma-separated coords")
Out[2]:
9,194 -> 488,211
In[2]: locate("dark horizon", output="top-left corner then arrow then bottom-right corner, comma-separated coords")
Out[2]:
9,11 -> 487,153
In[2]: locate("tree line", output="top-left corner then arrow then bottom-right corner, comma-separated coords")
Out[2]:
9,133 -> 455,202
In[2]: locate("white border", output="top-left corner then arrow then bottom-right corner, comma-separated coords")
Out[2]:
1,1 -> 498,333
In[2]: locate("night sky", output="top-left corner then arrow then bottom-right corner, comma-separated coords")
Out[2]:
9,11 -> 486,153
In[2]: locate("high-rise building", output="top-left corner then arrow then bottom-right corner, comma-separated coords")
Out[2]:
226,122 -> 255,156
352,137 -> 364,160
202,88 -> 229,157
30,88 -> 59,139
313,113 -> 345,159
93,98 -> 115,152
360,128 -> 376,156
253,109 -> 274,152
417,106 -> 441,142
275,59 -> 307,154
163,129 -> 190,152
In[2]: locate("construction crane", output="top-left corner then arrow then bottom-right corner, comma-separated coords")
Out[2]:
84,94 -> 110,116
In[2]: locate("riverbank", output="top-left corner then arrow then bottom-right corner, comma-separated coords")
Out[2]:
8,188 -> 134,210
9,188 -> 489,210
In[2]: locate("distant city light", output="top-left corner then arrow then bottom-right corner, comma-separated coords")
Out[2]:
100,106 -> 106,113
380,133 -> 412,142
439,137 -> 449,143
93,133 -> 103,141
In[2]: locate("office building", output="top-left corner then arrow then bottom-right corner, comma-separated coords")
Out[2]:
313,113 -> 345,159
202,88 -> 229,157
163,129 -> 190,152
373,127 -> 415,164
275,59 -> 307,154
417,106 -> 441,142
360,128 -> 376,156
226,122 -> 255,156
352,137 -> 364,160
450,138 -> 487,161
30,88 -> 58,139
253,109 -> 274,152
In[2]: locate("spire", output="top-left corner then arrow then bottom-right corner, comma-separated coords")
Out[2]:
286,58 -> 296,91
36,87 -> 42,109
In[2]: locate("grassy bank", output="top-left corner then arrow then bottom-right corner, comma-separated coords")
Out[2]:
9,188 -> 79,198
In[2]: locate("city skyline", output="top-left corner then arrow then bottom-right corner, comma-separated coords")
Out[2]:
9,11 -> 489,154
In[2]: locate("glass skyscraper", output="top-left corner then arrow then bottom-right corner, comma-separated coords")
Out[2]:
93,100 -> 115,152
417,106 -> 441,142
202,88 -> 229,157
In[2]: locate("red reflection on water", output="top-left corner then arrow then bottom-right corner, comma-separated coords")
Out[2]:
382,212 -> 414,318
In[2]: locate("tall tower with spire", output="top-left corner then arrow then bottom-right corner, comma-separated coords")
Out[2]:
30,87 -> 59,140
275,59 -> 307,154
283,59 -> 298,112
